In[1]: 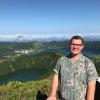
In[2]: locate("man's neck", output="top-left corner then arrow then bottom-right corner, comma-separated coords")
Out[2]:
71,53 -> 81,59
70,53 -> 81,64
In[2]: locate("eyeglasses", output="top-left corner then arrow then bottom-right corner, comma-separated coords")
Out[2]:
71,43 -> 83,46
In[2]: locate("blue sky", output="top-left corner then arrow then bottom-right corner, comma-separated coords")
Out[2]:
0,0 -> 100,36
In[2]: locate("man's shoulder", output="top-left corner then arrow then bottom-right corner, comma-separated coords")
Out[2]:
83,55 -> 94,64
59,56 -> 67,61
58,55 -> 69,63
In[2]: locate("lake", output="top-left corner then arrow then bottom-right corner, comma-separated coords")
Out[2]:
0,68 -> 46,85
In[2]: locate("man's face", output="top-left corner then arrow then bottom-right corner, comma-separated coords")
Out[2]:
70,39 -> 84,55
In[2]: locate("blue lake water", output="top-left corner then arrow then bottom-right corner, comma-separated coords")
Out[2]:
0,69 -> 43,85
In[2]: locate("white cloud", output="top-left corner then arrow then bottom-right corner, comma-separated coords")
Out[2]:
0,33 -> 99,42
0,33 -> 68,42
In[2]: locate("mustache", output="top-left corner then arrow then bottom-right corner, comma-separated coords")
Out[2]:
72,48 -> 80,50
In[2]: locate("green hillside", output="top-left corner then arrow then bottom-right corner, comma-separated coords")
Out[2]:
0,52 -> 62,77
90,55 -> 100,76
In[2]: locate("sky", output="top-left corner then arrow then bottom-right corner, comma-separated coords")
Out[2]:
0,0 -> 100,37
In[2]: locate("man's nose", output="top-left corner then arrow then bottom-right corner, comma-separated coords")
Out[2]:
73,45 -> 77,48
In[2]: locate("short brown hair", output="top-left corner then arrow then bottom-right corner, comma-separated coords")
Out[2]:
70,35 -> 84,44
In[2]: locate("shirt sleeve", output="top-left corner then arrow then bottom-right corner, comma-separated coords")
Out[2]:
53,57 -> 63,74
86,59 -> 98,83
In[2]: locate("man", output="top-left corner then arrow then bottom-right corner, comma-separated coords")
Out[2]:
47,35 -> 98,100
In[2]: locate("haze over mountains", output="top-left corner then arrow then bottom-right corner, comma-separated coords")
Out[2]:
0,34 -> 100,42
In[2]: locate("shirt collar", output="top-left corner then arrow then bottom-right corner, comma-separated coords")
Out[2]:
78,54 -> 85,62
67,53 -> 85,62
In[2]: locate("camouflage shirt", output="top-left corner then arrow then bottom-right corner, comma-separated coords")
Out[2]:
54,54 -> 98,100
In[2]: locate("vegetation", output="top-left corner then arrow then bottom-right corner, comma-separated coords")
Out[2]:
90,55 -> 100,76
0,52 -> 62,77
0,77 -> 52,100
0,41 -> 100,58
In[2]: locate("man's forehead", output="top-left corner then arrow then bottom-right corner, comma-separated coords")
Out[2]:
71,39 -> 82,43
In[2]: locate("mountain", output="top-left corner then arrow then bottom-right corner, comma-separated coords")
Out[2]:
83,34 -> 100,41
0,34 -> 67,42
